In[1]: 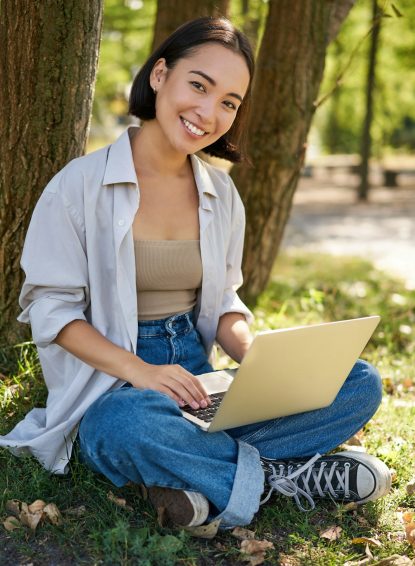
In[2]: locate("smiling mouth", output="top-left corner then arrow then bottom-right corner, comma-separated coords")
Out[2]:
180,117 -> 207,137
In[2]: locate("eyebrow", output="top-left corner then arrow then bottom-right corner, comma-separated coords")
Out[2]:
188,70 -> 243,103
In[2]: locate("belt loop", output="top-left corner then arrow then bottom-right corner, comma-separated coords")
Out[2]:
165,315 -> 175,336
185,312 -> 193,329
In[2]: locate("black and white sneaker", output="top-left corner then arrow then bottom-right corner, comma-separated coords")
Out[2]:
148,486 -> 210,527
260,451 -> 392,511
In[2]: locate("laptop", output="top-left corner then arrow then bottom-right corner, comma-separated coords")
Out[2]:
182,315 -> 380,432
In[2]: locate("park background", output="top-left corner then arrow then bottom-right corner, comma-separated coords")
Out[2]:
1,1 -> 415,564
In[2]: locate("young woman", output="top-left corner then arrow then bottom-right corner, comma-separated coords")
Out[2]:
0,17 -> 391,528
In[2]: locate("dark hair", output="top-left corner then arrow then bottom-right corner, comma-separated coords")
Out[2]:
128,16 -> 255,163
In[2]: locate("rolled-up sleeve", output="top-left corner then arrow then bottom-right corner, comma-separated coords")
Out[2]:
218,179 -> 254,324
17,170 -> 90,348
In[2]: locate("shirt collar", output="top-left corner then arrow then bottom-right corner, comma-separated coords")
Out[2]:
102,126 -> 139,186
190,153 -> 219,201
102,125 -> 219,201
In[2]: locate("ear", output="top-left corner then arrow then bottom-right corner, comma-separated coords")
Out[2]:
150,58 -> 168,92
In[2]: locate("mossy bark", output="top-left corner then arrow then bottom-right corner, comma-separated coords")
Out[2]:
232,0 -> 349,304
152,0 -> 229,50
0,1 -> 103,346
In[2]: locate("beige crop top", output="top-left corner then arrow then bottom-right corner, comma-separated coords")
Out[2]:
134,240 -> 203,320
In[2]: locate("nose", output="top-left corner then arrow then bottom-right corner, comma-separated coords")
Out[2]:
195,98 -> 215,129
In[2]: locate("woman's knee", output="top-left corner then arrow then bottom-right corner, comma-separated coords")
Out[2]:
352,359 -> 383,414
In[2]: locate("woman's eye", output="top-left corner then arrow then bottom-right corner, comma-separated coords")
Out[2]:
224,100 -> 237,111
190,81 -> 205,92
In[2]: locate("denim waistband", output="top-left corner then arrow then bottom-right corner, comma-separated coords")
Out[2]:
137,311 -> 194,338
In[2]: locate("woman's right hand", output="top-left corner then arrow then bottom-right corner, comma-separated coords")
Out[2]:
54,320 -> 210,408
129,361 -> 211,409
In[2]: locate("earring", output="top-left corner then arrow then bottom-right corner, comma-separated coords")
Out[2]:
153,86 -> 157,95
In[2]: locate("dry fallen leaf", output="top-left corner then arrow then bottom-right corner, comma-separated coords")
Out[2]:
3,516 -> 21,532
347,431 -> 364,446
65,505 -> 86,517
5,499 -> 22,517
400,511 -> 415,549
344,502 -> 359,511
107,491 -> 133,512
401,511 -> 414,523
278,554 -> 303,566
19,502 -> 43,531
356,515 -> 370,527
382,377 -> 395,395
389,468 -> 398,484
28,500 -> 46,514
404,524 -> 415,548
4,498 -> 63,532
320,525 -> 342,541
365,543 -> 374,560
240,539 -> 274,566
184,518 -> 221,539
402,377 -> 413,388
231,526 -> 256,540
406,479 -> 415,496
351,536 -> 382,547
43,503 -> 62,526
344,558 -> 371,566
372,555 -> 414,565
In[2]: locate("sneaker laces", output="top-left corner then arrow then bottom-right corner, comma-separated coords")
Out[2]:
260,453 -> 351,512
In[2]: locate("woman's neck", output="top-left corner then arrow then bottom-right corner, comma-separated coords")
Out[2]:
130,121 -> 190,178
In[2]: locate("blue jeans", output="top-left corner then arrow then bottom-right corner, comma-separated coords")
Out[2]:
78,312 -> 382,527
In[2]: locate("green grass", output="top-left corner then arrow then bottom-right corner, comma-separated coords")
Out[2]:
1,252 -> 415,565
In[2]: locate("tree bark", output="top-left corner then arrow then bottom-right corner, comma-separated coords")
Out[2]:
327,0 -> 356,44
0,0 -> 103,346
232,0 -> 349,304
358,0 -> 381,201
152,0 -> 229,50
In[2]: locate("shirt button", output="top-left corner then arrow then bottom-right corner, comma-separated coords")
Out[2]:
118,219 -> 125,227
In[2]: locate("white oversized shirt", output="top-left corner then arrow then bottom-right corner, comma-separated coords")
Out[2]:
0,126 -> 253,474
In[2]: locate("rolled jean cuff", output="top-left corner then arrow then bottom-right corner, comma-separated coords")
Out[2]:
215,440 -> 264,528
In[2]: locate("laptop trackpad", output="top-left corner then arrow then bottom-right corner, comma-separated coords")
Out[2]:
196,369 -> 236,395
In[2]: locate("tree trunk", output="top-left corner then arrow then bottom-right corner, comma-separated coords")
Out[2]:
233,0 -> 351,304
327,0 -> 356,44
0,1 -> 103,346
358,0 -> 381,201
152,0 -> 229,50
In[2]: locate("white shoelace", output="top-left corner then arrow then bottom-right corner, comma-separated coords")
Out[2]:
260,453 -> 351,512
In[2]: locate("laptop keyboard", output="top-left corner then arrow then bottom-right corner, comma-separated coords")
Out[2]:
184,392 -> 226,423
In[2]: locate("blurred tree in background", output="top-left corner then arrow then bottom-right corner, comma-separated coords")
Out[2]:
152,0 -> 229,49
317,0 -> 415,156
92,0 -> 155,138
233,0 -> 355,303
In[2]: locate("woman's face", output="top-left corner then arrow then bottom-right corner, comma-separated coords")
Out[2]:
150,43 -> 251,155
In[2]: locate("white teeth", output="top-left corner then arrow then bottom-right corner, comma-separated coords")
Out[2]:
182,118 -> 206,136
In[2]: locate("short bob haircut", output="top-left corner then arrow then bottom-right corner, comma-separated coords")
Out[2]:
128,16 -> 255,163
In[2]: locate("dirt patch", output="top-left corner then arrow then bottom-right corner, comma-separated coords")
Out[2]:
282,179 -> 415,288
